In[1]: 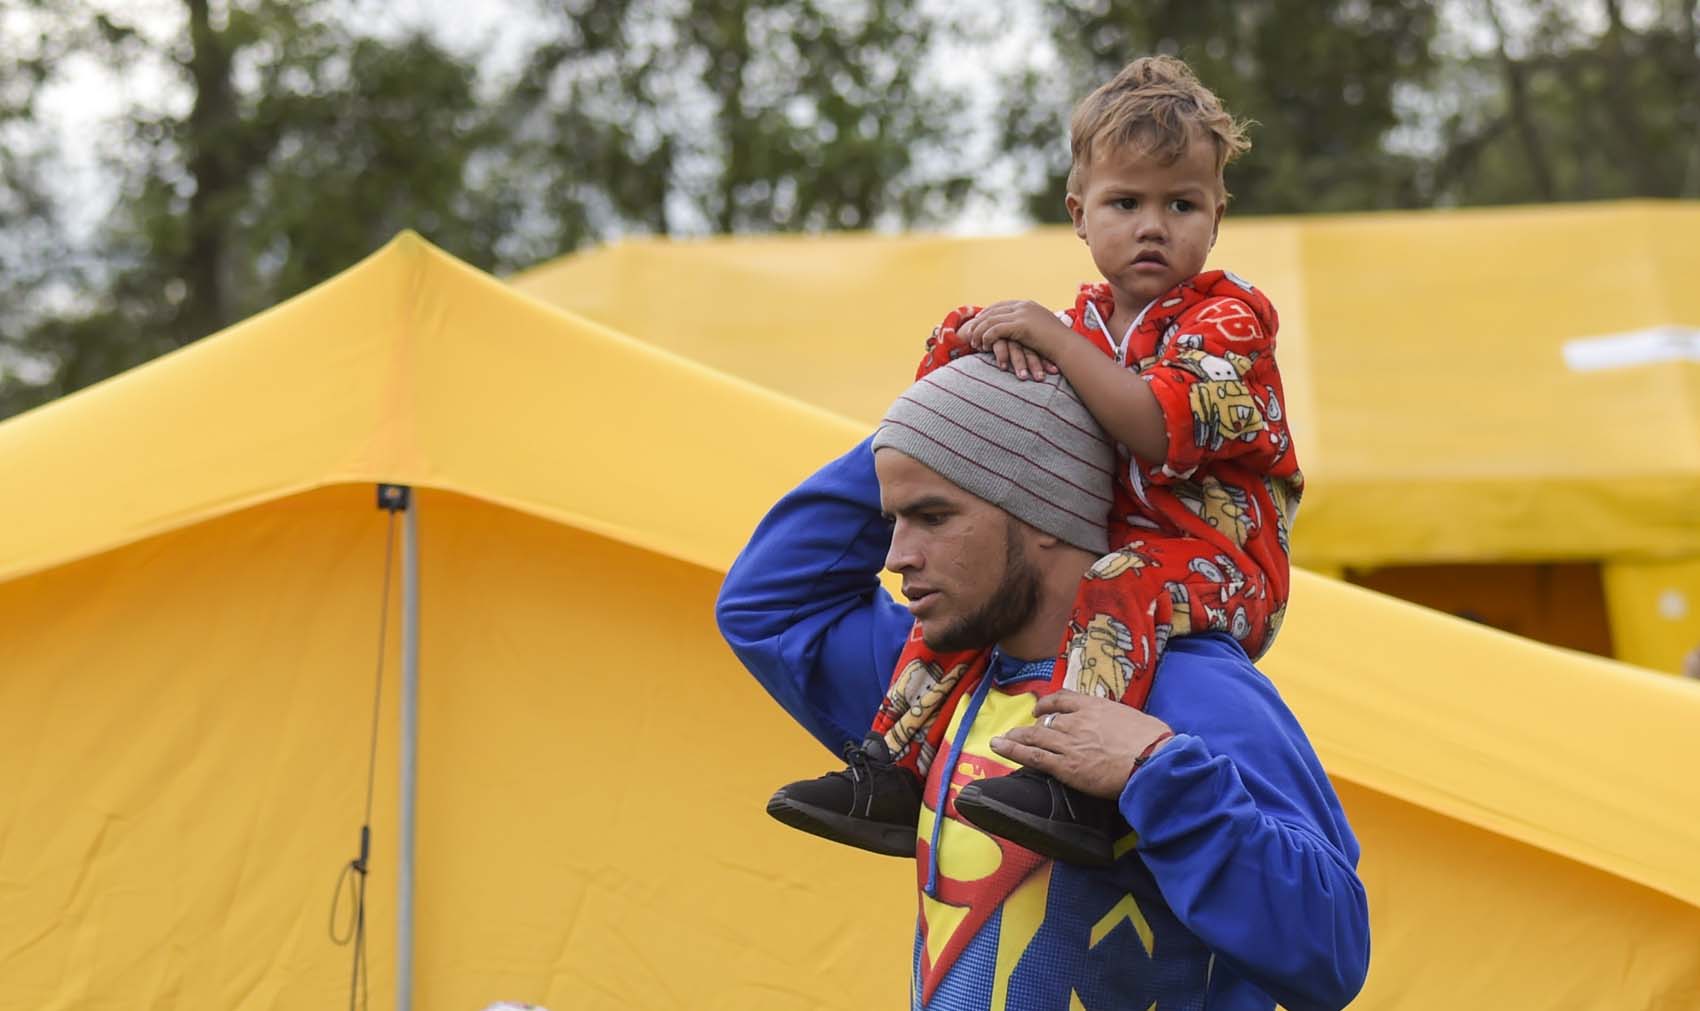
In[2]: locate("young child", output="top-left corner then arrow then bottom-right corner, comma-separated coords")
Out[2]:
767,55 -> 1303,866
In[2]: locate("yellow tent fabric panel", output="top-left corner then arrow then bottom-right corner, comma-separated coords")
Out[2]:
1604,557 -> 1700,674
1291,202 -> 1700,566
0,488 -> 398,1007
1269,570 -> 1700,910
1650,203 -> 1700,321
4,485 -> 1699,1008
1340,781 -> 1700,1008
408,491 -> 915,1009
509,201 -> 1700,568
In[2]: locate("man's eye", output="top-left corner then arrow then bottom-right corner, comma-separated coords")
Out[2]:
920,512 -> 948,527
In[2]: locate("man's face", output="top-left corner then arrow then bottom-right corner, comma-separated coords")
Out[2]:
876,449 -> 1040,652
1066,131 -> 1226,314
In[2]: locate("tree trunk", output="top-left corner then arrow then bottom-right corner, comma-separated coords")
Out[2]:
1599,0 -> 1661,193
705,3 -> 752,234
1682,0 -> 1700,196
1430,115 -> 1510,201
1483,0 -> 1557,200
180,0 -> 238,344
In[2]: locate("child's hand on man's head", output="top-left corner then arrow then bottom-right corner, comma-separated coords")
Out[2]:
960,300 -> 1076,380
984,339 -> 1056,381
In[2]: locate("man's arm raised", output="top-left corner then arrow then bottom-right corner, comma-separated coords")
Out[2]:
715,435 -> 912,752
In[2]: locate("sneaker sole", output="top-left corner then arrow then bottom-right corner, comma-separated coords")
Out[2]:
765,794 -> 917,858
954,789 -> 1115,867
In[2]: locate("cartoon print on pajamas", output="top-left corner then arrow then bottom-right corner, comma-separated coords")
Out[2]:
1085,543 -> 1157,580
1170,347 -> 1255,383
878,658 -> 971,772
1262,472 -> 1300,556
1190,554 -> 1254,640
1161,580 -> 1193,642
1060,539 -> 1271,711
1190,293 -> 1265,342
1063,612 -> 1141,700
1171,475 -> 1254,547
1189,377 -> 1267,452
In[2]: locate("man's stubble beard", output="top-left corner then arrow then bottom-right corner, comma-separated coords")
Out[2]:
925,517 -> 1042,653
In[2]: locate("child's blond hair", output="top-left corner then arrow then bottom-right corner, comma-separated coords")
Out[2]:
1067,56 -> 1251,196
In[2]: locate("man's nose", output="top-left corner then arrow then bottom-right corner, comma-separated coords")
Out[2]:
885,527 -> 920,574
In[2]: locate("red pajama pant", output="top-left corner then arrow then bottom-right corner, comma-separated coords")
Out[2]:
869,527 -> 1272,779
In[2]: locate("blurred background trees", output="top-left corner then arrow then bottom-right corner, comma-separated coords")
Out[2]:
1,0 -> 1697,417
1001,0 -> 1442,219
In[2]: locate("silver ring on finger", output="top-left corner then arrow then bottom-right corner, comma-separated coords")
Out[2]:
1041,713 -> 1057,728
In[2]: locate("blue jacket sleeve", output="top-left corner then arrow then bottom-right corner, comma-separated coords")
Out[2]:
1123,635 -> 1371,1011
714,435 -> 911,752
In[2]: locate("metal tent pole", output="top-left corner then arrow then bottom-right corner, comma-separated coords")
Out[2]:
397,488 -> 419,1011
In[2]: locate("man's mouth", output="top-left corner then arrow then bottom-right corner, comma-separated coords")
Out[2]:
905,588 -> 940,615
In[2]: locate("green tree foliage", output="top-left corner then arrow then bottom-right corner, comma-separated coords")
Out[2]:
0,0 -> 974,417
0,0 -> 518,417
1428,0 -> 1700,204
0,2 -> 83,399
999,0 -> 1441,220
507,0 -> 971,248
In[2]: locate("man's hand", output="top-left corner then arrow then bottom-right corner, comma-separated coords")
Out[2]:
990,690 -> 1174,800
958,300 -> 1076,380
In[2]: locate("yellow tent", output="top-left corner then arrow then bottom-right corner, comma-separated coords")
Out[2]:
3,234 -> 1698,1009
511,200 -> 1700,673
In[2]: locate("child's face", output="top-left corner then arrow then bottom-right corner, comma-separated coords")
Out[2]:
1066,133 -> 1226,315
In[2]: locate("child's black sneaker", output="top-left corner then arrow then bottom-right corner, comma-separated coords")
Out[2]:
765,736 -> 921,858
955,767 -> 1122,867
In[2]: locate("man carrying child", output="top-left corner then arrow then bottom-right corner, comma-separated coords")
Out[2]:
717,55 -> 1369,1010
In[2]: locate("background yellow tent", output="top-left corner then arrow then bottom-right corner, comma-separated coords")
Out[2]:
2,233 -> 1699,1009
512,200 -> 1700,674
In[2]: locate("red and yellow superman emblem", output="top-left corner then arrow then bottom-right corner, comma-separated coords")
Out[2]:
914,688 -> 1051,1004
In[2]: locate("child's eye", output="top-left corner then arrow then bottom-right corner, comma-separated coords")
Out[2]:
1169,198 -> 1195,213
1113,197 -> 1138,211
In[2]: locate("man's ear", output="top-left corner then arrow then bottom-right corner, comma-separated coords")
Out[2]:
1009,513 -> 1060,551
1066,192 -> 1088,242
1029,528 -> 1065,550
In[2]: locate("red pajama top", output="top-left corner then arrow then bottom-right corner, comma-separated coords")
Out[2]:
918,270 -> 1302,655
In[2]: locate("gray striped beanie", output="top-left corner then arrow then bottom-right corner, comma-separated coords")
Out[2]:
872,352 -> 1113,554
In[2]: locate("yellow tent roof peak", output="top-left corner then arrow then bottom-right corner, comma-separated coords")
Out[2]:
0,235 -> 864,584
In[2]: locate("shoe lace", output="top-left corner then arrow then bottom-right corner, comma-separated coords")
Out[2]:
841,741 -> 874,782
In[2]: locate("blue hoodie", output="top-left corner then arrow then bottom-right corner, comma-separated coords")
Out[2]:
716,436 -> 1370,1011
